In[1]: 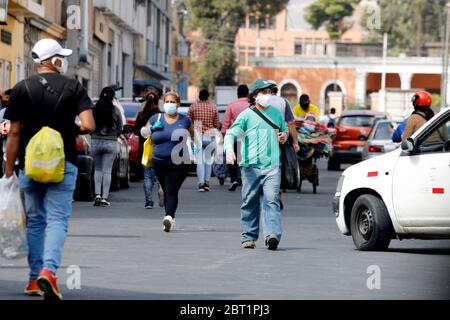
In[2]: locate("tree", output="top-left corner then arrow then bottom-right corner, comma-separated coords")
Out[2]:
363,0 -> 447,56
305,0 -> 359,40
186,0 -> 288,92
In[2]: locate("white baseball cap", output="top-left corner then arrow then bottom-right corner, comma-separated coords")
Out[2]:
32,39 -> 73,63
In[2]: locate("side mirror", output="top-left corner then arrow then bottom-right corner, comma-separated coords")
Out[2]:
401,138 -> 414,153
123,124 -> 134,135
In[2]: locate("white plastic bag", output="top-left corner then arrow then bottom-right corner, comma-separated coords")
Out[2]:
0,175 -> 28,259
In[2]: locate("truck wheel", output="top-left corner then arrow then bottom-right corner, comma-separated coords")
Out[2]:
328,157 -> 340,171
350,194 -> 394,251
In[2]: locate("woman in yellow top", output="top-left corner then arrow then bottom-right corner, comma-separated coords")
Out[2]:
293,94 -> 321,120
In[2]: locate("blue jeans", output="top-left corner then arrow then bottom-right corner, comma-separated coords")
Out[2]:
196,139 -> 215,184
240,166 -> 282,244
143,165 -> 158,206
19,162 -> 78,280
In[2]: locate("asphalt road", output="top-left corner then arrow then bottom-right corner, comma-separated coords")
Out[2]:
1,161 -> 449,300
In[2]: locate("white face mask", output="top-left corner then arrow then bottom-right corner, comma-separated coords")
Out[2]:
51,56 -> 69,75
256,94 -> 272,108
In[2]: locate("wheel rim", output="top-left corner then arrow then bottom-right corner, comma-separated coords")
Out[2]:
357,207 -> 374,240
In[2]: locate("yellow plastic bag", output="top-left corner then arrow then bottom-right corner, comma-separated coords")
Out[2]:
25,126 -> 65,184
141,136 -> 153,167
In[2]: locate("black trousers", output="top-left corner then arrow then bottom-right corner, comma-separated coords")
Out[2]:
153,160 -> 189,218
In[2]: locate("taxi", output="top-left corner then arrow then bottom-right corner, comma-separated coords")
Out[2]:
334,107 -> 450,251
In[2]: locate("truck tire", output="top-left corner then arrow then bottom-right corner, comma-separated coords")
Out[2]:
350,194 -> 394,251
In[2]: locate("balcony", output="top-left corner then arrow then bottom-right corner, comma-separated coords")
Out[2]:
8,0 -> 45,18
93,0 -> 144,35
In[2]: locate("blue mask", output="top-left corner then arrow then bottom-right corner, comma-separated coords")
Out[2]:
164,103 -> 178,116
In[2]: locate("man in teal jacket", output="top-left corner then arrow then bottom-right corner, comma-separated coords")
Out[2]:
225,79 -> 289,251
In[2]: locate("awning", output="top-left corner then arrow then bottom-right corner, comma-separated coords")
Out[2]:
136,64 -> 170,81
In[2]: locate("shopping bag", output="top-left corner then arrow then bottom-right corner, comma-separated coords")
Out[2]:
0,175 -> 27,259
141,136 -> 153,167
280,140 -> 300,190
25,126 -> 65,184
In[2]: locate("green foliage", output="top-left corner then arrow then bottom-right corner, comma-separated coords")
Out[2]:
364,0 -> 447,56
187,0 -> 288,91
305,0 -> 359,39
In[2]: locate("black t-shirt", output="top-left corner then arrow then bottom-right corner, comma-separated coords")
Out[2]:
4,73 -> 93,168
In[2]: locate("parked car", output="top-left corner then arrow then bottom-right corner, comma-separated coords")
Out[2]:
361,120 -> 401,161
333,107 -> 450,251
328,110 -> 386,171
120,99 -> 144,182
73,135 -> 95,201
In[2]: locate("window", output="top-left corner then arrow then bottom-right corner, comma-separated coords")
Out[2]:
268,15 -> 276,29
1,30 -> 12,45
417,117 -> 450,154
315,41 -> 324,56
238,46 -> 246,66
373,122 -> 396,140
340,116 -> 376,128
294,39 -> 302,55
249,15 -> 257,29
147,0 -> 152,26
259,16 -> 266,29
305,39 -> 313,55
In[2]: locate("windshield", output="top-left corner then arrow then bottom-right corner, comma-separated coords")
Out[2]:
340,116 -> 375,128
373,122 -> 395,140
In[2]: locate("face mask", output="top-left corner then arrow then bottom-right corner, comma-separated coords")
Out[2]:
51,56 -> 69,75
255,94 -> 272,108
300,102 -> 310,109
164,103 -> 178,116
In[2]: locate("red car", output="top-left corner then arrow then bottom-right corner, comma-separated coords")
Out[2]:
328,110 -> 386,171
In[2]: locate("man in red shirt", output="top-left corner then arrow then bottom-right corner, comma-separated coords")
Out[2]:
188,89 -> 220,192
221,85 -> 250,191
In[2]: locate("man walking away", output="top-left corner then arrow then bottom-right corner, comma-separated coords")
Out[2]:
225,79 -> 288,251
188,89 -> 220,192
221,84 -> 250,191
4,39 -> 95,300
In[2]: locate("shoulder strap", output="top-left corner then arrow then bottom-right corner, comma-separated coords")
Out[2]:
251,106 -> 280,131
24,76 -> 68,125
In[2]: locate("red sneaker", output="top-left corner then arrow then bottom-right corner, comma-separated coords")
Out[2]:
37,268 -> 63,300
24,280 -> 44,297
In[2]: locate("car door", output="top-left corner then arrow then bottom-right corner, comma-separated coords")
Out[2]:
392,113 -> 450,228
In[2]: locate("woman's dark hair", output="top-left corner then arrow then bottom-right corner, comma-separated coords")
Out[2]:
248,93 -> 256,106
199,89 -> 210,101
94,87 -> 116,129
413,106 -> 435,121
142,87 -> 161,120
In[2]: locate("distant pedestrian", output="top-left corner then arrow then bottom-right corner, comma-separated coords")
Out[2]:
92,86 -> 124,207
141,91 -> 193,232
403,91 -> 434,140
293,94 -> 321,120
4,38 -> 95,300
320,108 -> 337,128
133,87 -> 163,209
188,89 -> 220,192
225,79 -> 289,251
392,117 -> 409,143
221,84 -> 250,191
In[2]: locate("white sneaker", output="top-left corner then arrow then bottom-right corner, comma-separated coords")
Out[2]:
163,216 -> 175,232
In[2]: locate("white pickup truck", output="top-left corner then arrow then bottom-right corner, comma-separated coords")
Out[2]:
334,107 -> 450,251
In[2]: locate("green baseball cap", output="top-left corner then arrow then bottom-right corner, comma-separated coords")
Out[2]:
251,79 -> 275,94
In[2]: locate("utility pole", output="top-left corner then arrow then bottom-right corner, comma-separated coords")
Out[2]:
442,2 -> 450,109
380,32 -> 388,113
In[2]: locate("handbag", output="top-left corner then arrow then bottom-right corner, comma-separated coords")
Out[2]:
251,106 -> 300,190
141,136 -> 153,167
